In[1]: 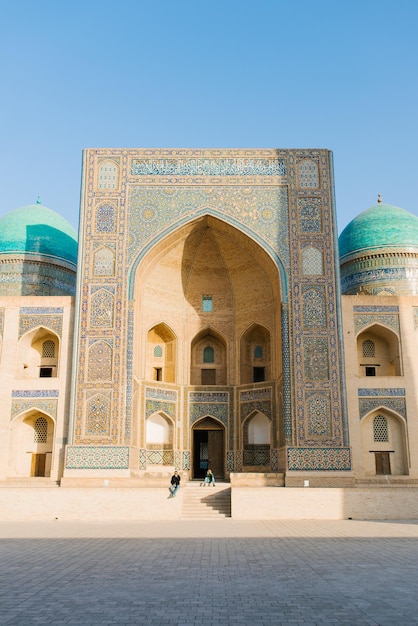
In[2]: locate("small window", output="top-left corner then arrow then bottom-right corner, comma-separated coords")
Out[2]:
362,340 -> 375,358
253,367 -> 265,382
203,346 -> 215,363
373,415 -> 389,442
154,345 -> 163,358
202,296 -> 213,312
254,346 -> 263,359
34,417 -> 48,443
365,366 -> 376,377
154,368 -> 162,381
42,340 -> 55,358
39,367 -> 53,378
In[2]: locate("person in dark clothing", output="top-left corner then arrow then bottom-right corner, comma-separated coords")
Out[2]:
169,471 -> 181,497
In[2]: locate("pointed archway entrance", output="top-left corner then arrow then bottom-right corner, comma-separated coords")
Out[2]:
192,417 -> 225,480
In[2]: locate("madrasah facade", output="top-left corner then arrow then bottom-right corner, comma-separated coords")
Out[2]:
2,148 -> 418,513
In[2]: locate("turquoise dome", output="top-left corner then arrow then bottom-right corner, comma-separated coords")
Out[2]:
0,204 -> 78,265
339,203 -> 418,259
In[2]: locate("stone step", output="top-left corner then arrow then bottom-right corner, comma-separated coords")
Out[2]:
181,482 -> 231,519
0,477 -> 61,488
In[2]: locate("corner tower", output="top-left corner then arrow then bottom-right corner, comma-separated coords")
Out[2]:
65,149 -> 350,485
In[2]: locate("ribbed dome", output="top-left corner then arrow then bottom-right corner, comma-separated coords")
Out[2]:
339,203 -> 418,259
0,204 -> 78,265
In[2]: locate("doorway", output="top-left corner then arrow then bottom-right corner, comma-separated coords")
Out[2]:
31,453 -> 46,477
192,418 -> 224,480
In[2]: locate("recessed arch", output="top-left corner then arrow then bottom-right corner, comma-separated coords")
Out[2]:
9,409 -> 55,477
17,326 -> 60,379
360,407 -> 408,476
240,323 -> 271,383
356,323 -> 401,376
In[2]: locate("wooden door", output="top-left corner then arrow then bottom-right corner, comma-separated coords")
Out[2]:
208,430 -> 224,479
375,452 -> 391,475
32,454 -> 46,477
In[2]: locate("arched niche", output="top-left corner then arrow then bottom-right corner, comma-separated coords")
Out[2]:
146,412 -> 174,466
357,324 -> 401,377
9,410 -> 55,477
190,328 -> 227,385
17,327 -> 60,379
243,411 -> 271,468
360,408 -> 407,476
146,323 -> 177,383
240,323 -> 271,384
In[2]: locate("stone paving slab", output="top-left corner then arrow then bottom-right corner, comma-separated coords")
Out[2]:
1,520 -> 418,625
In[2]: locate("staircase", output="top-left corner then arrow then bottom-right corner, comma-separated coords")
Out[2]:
181,481 -> 231,519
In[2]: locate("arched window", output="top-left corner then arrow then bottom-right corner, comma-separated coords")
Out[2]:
203,346 -> 215,363
254,345 -> 263,358
34,417 -> 48,443
373,415 -> 389,442
154,345 -> 163,358
362,340 -> 375,358
42,340 -> 55,358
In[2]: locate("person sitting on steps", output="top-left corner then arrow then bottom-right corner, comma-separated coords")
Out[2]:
201,468 -> 215,487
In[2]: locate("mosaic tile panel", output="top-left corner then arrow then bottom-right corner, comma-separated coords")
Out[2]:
271,448 -> 278,471
19,314 -> 63,339
85,393 -> 111,436
240,400 -> 272,422
354,313 -> 400,334
145,399 -> 176,420
189,391 -> 229,403
298,198 -> 322,232
139,448 -> 146,469
359,398 -> 407,420
243,449 -> 270,466
302,286 -> 326,327
128,186 -> 290,269
353,306 -> 399,313
131,157 -> 286,177
287,447 -> 351,471
11,399 -> 58,420
306,393 -> 331,436
303,338 -> 329,381
297,158 -> 319,188
226,451 -> 235,472
12,390 -> 59,397
358,388 -> 405,396
146,450 -> 174,465
90,288 -> 114,328
66,446 -> 130,469
0,308 -> 4,337
182,451 -> 190,470
413,307 -> 418,329
87,340 -> 113,381
147,387 -> 177,401
189,403 -> 228,426
239,388 -> 271,402
95,203 -> 116,233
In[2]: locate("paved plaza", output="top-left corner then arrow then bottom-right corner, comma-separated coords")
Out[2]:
1,519 -> 418,625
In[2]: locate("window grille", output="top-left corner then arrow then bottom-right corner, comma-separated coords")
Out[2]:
34,417 -> 48,443
373,415 -> 389,442
42,340 -> 55,358
362,340 -> 375,357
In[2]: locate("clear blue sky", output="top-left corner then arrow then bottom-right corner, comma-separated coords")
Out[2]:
1,0 -> 417,233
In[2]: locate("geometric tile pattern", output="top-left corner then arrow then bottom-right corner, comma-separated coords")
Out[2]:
19,313 -> 63,339
354,313 -> 400,335
65,446 -> 130,469
287,447 -> 351,471
359,397 -> 407,420
11,398 -> 58,420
